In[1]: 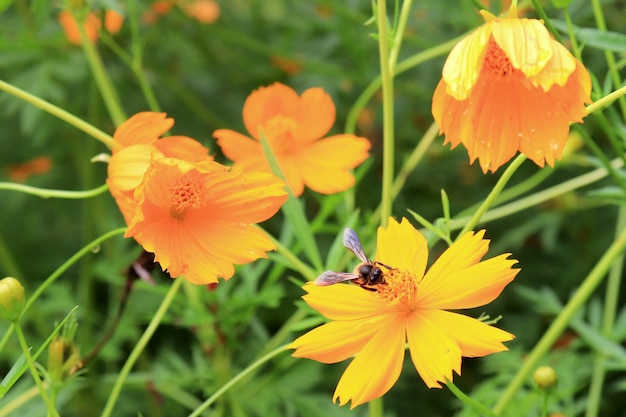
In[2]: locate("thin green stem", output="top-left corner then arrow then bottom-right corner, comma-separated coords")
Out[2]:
448,157 -> 622,230
13,324 -> 60,417
492,225 -> 626,415
387,0 -> 413,72
0,79 -> 114,148
457,154 -> 526,238
563,9 -> 582,61
446,380 -> 498,417
586,85 -> 626,115
377,0 -> 395,227
0,384 -> 41,417
345,36 -> 461,134
266,234 -> 317,282
368,397 -> 384,417
0,228 -> 127,353
0,183 -> 109,199
529,0 -> 562,43
585,208 -> 626,417
74,11 -> 126,125
187,344 -> 289,417
590,0 -> 626,121
100,277 -> 184,417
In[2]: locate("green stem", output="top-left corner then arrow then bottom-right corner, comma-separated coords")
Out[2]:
266,234 -> 317,282
585,207 -> 626,417
100,277 -> 184,417
448,156 -> 623,230
446,379 -> 498,417
345,37 -> 460,134
13,324 -> 60,417
377,0 -> 395,227
590,0 -> 626,121
0,79 -> 114,148
0,183 -> 109,199
387,0 -> 413,72
368,397 -> 384,417
528,0 -> 562,43
74,11 -> 126,126
0,228 -> 127,353
457,154 -> 526,238
187,344 -> 289,417
492,225 -> 626,414
586,85 -> 626,115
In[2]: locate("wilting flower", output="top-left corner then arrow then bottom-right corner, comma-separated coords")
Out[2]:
432,5 -> 591,173
125,158 -> 287,284
107,112 -> 212,224
214,82 -> 371,196
58,10 -> 124,45
290,218 -> 519,408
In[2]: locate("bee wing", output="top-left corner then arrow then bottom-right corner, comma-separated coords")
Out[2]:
314,271 -> 360,286
343,228 -> 369,263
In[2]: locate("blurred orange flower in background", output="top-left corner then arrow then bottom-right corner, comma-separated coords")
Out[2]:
214,82 -> 371,196
183,0 -> 220,23
432,5 -> 591,173
125,158 -> 288,284
107,112 -> 212,224
290,218 -> 518,408
6,156 -> 52,183
58,9 -> 124,45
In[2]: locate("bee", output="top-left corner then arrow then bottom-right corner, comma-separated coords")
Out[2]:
314,228 -> 394,291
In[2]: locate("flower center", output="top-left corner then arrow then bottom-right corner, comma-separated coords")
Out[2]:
377,269 -> 420,312
483,38 -> 517,79
264,116 -> 299,154
168,172 -> 207,219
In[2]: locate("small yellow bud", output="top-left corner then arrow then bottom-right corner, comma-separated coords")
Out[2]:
0,277 -> 25,321
533,365 -> 557,391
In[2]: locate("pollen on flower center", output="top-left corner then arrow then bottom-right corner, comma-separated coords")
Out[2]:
377,269 -> 420,312
264,115 -> 298,153
483,39 -> 516,79
168,174 -> 207,219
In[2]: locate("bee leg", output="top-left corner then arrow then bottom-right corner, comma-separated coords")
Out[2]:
374,261 -> 396,271
359,284 -> 377,292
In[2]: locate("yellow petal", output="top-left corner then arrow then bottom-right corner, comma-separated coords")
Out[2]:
420,253 -> 519,310
442,23 -> 492,100
301,282 -> 393,321
375,217 -> 428,275
528,40 -> 576,90
491,17 -> 553,78
419,231 -> 490,300
426,310 -> 514,357
333,314 -> 406,408
406,309 -> 462,388
289,315 -> 389,364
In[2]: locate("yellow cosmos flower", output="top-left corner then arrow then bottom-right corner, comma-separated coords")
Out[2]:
125,158 -> 288,284
290,218 -> 519,408
432,6 -> 592,173
213,82 -> 371,196
107,112 -> 212,224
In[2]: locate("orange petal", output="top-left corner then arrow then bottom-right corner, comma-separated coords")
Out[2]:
107,144 -> 163,193
242,83 -> 299,139
418,231 -> 489,302
428,310 -> 514,357
293,134 -> 370,195
333,314 -> 406,408
154,136 -> 212,162
420,253 -> 519,310
104,9 -> 125,34
406,309 -> 462,388
293,87 -> 336,144
375,217 -> 428,276
278,153 -> 305,196
113,112 -> 174,149
213,129 -> 269,171
301,282 -> 393,321
289,316 -> 388,364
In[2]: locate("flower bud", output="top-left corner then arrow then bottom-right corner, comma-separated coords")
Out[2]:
533,365 -> 557,391
0,277 -> 25,321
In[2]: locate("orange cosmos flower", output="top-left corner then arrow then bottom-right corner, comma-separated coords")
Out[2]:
432,6 -> 591,173
182,0 -> 220,24
58,10 -> 124,45
125,158 -> 288,284
290,218 -> 519,408
214,82 -> 371,196
107,112 -> 212,224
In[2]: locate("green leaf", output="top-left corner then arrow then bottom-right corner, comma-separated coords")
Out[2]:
550,0 -> 573,8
